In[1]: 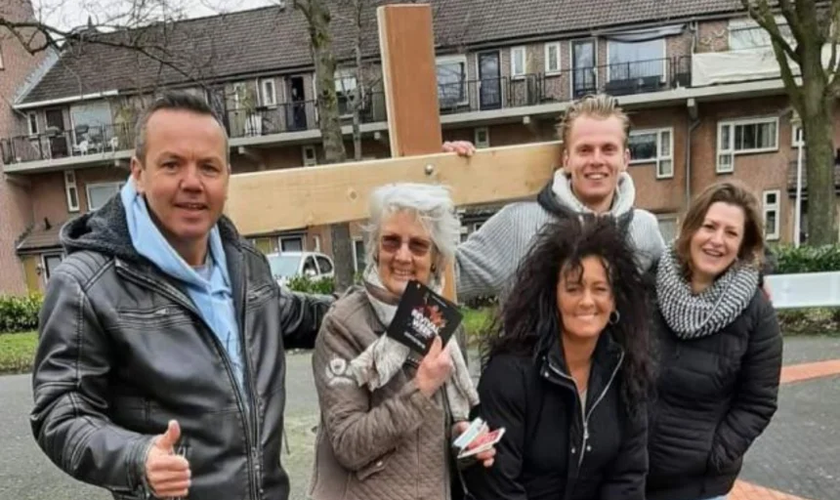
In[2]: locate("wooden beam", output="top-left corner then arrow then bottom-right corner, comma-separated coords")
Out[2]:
377,4 -> 442,157
226,140 -> 560,235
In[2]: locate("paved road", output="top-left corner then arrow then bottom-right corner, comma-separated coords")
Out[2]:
2,337 -> 839,500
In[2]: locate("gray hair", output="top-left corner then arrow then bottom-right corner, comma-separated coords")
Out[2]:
134,91 -> 230,164
365,183 -> 461,283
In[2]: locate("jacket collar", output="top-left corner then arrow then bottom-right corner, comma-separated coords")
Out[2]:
541,330 -> 624,397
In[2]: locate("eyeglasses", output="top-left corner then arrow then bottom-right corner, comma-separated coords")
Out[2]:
380,234 -> 432,257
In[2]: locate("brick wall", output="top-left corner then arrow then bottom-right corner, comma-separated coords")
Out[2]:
0,0 -> 46,294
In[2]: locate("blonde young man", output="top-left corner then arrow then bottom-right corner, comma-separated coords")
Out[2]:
448,94 -> 666,300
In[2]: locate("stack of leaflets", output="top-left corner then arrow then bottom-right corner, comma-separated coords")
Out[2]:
452,417 -> 506,459
386,280 -> 462,355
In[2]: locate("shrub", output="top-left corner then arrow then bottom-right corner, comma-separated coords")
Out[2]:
773,244 -> 840,274
0,294 -> 43,334
285,275 -> 336,295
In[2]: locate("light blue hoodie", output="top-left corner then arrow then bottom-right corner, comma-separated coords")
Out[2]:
120,178 -> 245,393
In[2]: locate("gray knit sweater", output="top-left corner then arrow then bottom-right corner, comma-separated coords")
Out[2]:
455,171 -> 665,300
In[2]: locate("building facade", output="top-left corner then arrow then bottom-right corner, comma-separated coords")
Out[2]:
1,0 -> 836,294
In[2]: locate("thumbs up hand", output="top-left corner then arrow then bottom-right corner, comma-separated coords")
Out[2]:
145,420 -> 191,498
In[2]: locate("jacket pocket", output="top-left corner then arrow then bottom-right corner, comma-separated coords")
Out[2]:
117,306 -> 193,329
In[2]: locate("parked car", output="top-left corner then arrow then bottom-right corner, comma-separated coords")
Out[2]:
265,251 -> 335,287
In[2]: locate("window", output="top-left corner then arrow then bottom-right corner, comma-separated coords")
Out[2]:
260,79 -> 277,107
316,256 -> 333,274
792,123 -> 804,148
352,239 -> 366,272
87,181 -> 124,211
717,118 -> 779,173
27,112 -> 38,136
474,127 -> 490,148
628,128 -> 673,179
280,236 -> 304,252
436,55 -> 468,108
607,39 -> 665,82
657,215 -> 678,244
544,42 -> 561,75
763,190 -> 781,240
334,68 -> 357,117
42,254 -> 64,282
302,145 -> 317,166
729,18 -> 792,50
70,100 -> 113,149
510,46 -> 526,79
64,170 -> 80,212
302,256 -> 318,277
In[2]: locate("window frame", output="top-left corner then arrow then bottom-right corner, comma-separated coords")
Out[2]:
605,38 -> 667,83
260,78 -> 278,107
716,117 -> 780,173
27,111 -> 39,136
544,42 -> 561,75
435,55 -> 469,107
86,181 -> 124,211
302,145 -> 317,166
510,46 -> 527,79
474,127 -> 490,149
792,123 -> 804,148
280,235 -> 304,253
64,170 -> 80,212
628,127 -> 674,179
763,189 -> 781,240
352,238 -> 366,273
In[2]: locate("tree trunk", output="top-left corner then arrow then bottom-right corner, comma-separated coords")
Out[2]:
800,49 -> 838,245
304,0 -> 354,291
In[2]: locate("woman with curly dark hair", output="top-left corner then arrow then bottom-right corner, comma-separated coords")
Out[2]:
463,215 -> 652,500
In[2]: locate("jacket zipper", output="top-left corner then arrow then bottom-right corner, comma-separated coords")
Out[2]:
236,259 -> 263,500
116,261 -> 260,500
546,350 -> 625,468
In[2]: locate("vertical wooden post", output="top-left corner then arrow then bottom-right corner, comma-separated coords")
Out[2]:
377,4 -> 457,302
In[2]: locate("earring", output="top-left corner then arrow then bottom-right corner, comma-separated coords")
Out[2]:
609,310 -> 620,325
430,264 -> 437,273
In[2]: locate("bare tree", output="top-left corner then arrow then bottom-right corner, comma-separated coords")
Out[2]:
741,0 -> 839,244
292,0 -> 355,291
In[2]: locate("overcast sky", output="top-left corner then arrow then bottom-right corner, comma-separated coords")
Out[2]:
33,0 -> 276,31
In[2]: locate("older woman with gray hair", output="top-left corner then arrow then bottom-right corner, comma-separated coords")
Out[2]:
308,183 -> 494,500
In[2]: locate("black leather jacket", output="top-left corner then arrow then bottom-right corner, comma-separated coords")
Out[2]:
30,196 -> 332,500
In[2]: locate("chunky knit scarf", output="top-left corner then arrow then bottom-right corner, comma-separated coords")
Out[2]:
348,265 -> 479,420
656,246 -> 759,339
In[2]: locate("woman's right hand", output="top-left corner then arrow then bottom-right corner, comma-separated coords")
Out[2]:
415,336 -> 453,397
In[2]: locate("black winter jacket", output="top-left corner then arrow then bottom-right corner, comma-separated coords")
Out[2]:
30,195 -> 332,500
463,333 -> 647,500
647,290 -> 783,500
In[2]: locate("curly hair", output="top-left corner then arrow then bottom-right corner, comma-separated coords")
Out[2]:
481,215 -> 652,413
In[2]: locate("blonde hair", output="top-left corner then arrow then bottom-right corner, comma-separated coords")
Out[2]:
556,94 -> 631,147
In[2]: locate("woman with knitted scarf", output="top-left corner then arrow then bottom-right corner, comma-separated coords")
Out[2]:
647,181 -> 783,500
308,183 -> 494,500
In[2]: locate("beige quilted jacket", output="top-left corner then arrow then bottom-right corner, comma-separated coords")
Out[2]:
308,289 -> 456,500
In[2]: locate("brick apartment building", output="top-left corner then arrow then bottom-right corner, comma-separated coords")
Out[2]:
1,0 -> 838,294
0,0 -> 49,294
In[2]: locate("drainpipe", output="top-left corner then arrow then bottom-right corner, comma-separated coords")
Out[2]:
686,97 -> 700,210
684,21 -> 700,210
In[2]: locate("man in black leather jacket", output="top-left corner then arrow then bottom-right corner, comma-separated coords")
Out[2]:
30,92 -> 332,500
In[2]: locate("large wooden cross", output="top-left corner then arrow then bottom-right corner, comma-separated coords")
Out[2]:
226,4 -> 562,300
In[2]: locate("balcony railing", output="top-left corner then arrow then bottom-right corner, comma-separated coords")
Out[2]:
1,122 -> 134,165
223,91 -> 388,139
569,56 -> 691,99
437,74 -> 547,115
2,59 -> 693,167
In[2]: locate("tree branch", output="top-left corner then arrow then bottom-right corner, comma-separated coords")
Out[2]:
0,17 -> 208,91
741,0 -> 800,63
